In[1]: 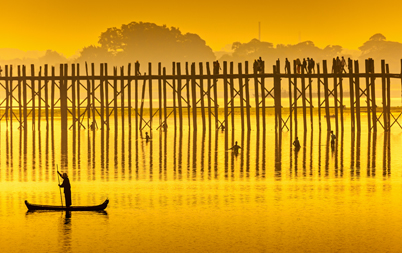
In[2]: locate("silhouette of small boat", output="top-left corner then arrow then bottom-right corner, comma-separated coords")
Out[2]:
324,114 -> 336,118
25,199 -> 109,211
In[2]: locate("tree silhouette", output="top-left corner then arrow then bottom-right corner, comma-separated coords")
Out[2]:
232,39 -> 274,59
358,33 -> 402,72
78,22 -> 215,66
369,33 -> 386,41
38,50 -> 67,65
76,46 -> 113,65
220,39 -> 343,69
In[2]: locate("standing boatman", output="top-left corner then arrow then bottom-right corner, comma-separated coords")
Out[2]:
58,171 -> 72,207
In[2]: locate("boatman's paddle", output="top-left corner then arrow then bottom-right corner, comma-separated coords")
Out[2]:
57,165 -> 64,207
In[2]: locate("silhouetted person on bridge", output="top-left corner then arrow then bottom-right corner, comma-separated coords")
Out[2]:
296,58 -> 301,74
333,57 -> 341,74
302,58 -> 308,73
285,58 -> 290,74
258,57 -> 263,73
367,58 -> 373,73
293,137 -> 301,150
135,60 -> 141,76
58,172 -> 72,207
229,141 -> 242,154
253,60 -> 259,74
341,56 -> 346,73
213,60 -> 221,75
308,58 -> 315,74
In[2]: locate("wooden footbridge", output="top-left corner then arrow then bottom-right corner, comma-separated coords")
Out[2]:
0,58 -> 401,136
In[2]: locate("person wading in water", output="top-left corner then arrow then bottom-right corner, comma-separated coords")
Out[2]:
293,136 -> 301,150
229,141 -> 242,154
330,130 -> 336,147
58,172 -> 72,207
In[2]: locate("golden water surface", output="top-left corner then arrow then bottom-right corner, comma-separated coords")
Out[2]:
1,114 -> 402,252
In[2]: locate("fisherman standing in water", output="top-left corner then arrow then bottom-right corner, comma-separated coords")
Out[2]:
58,171 -> 72,207
229,141 -> 242,154
330,130 -> 336,147
293,137 -> 301,150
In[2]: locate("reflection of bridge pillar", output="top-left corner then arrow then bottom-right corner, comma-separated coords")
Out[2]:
60,64 -> 68,169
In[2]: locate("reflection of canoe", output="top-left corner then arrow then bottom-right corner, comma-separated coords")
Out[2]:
25,199 -> 109,211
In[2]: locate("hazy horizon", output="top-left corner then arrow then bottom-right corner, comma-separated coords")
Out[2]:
2,0 -> 402,57
0,37 -> 371,62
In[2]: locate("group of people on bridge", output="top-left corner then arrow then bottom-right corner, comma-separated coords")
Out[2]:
286,57 -> 316,74
332,56 -> 347,74
118,56 -> 351,77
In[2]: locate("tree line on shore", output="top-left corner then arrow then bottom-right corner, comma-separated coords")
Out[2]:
1,22 -> 402,73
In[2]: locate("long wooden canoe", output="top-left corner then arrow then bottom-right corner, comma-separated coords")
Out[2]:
25,199 -> 109,211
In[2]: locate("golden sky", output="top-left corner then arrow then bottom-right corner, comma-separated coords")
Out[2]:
2,0 -> 401,57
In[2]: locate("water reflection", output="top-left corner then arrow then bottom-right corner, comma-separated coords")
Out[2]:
261,129 -> 266,178
317,130 -> 321,176
246,130 -> 250,178
121,127 -> 125,179
274,130 -> 281,179
255,130 -> 260,178
302,132 -> 307,177
0,118 -> 397,183
128,129 -> 132,180
383,132 -> 391,176
372,131 -> 377,176
192,130 -> 197,175
24,209 -> 109,252
240,131 -> 244,178
114,129 -> 118,181
200,131 -> 205,181
356,131 -> 361,177
178,130 -> 183,179
6,116 -> 402,253
340,131 -> 344,177
60,212 -> 72,251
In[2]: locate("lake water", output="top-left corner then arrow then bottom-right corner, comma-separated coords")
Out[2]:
1,114 -> 402,252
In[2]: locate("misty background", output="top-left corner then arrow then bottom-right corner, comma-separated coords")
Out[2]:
1,22 -> 401,73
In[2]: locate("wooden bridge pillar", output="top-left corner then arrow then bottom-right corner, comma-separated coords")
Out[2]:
317,64 -> 321,129
199,62 -> 206,131
323,60 -> 331,132
191,63 -> 197,131
354,60 -> 361,132
245,62 -> 251,131
364,60 -> 371,131
293,60 -> 298,135
223,61 -> 228,131
60,64 -> 68,159
348,58 -> 355,132
0,60 -> 401,135
370,59 -> 377,132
